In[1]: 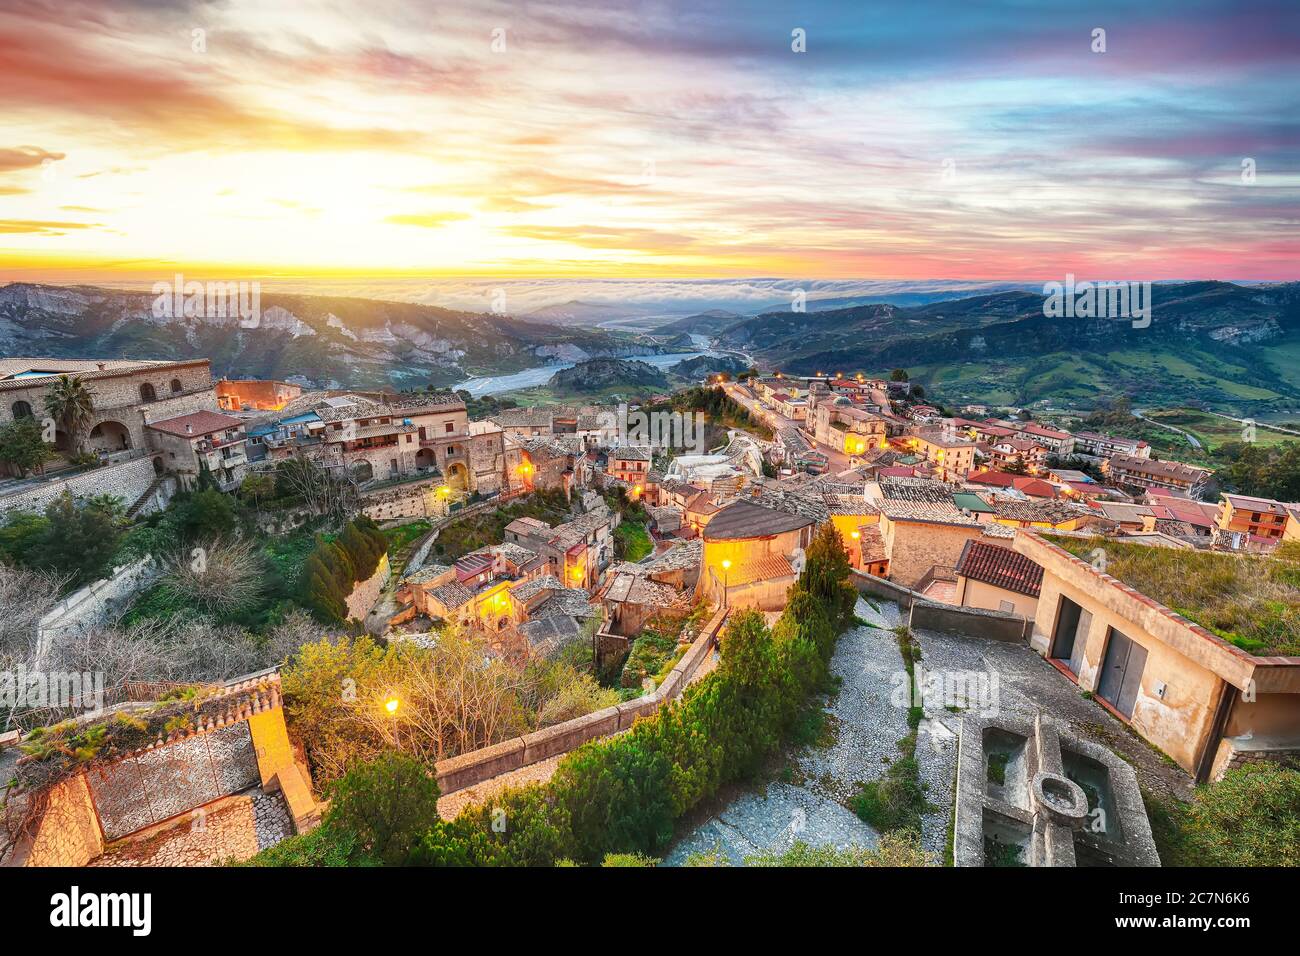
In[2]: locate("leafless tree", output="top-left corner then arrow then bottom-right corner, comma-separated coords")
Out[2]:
155,537 -> 263,617
279,449 -> 360,522
0,563 -> 67,674
262,609 -> 333,666
354,628 -> 531,763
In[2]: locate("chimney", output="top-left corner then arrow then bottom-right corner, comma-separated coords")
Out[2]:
186,423 -> 193,435
96,362 -> 106,370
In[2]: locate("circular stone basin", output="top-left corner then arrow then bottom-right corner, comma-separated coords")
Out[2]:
1031,771 -> 1089,827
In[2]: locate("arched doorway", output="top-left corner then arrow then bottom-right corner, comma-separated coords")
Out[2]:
139,383 -> 157,403
11,400 -> 32,419
446,460 -> 469,491
414,447 -> 436,471
87,420 -> 132,453
350,460 -> 374,482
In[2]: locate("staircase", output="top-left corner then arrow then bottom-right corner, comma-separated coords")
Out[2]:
126,474 -> 167,518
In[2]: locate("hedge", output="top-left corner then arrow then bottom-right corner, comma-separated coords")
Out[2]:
258,522 -> 858,866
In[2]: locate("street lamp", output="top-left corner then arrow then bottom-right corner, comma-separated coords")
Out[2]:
720,559 -> 731,608
384,695 -> 400,715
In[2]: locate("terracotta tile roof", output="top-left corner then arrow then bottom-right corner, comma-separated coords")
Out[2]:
702,500 -> 814,540
430,581 -> 475,609
610,445 -> 652,461
988,498 -> 1087,525
1109,454 -> 1211,482
145,410 -> 244,437
956,540 -> 1043,597
724,552 -> 796,586
858,525 -> 887,563
510,574 -> 563,601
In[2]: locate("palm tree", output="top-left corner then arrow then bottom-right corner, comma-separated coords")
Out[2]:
43,374 -> 96,455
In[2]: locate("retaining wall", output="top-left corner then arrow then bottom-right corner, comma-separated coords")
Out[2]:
0,456 -> 158,516
433,607 -> 726,796
851,569 -> 1032,644
35,556 -> 163,666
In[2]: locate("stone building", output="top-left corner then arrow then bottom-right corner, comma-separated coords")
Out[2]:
696,499 -> 815,611
0,357 -> 217,459
145,410 -> 249,491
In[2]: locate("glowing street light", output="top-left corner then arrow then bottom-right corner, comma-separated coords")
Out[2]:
437,485 -> 451,497
384,695 -> 400,715
720,559 -> 731,608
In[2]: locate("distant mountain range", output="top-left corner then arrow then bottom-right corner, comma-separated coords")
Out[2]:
4,279 -> 1297,413
0,283 -> 663,390
714,281 -> 1300,413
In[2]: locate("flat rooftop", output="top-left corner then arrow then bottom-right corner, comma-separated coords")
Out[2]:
1046,535 -> 1300,658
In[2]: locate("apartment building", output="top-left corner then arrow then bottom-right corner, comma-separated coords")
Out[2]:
1104,454 -> 1211,496
1073,431 -> 1151,460
1215,493 -> 1292,543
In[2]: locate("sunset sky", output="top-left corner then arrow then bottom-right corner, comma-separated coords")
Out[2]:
1,0 -> 1298,285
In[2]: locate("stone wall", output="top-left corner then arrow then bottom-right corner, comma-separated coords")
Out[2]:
360,480 -> 442,521
434,608 -> 726,796
12,774 -> 104,867
35,555 -> 163,665
850,570 -> 1033,643
345,553 -> 390,622
0,455 -> 159,515
1210,738 -> 1300,781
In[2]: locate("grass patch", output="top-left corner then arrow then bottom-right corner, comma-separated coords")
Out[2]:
1049,535 -> 1300,657
614,520 -> 653,562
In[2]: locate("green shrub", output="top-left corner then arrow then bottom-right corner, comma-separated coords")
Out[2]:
327,752 -> 442,865
1152,763 -> 1300,866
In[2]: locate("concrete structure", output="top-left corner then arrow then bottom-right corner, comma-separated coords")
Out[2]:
954,713 -> 1159,867
909,430 -> 978,482
1072,431 -> 1150,460
1015,531 -> 1300,781
1104,454 -> 1211,495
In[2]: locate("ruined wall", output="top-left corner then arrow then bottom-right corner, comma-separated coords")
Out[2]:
345,553 -> 390,622
16,774 -> 103,867
36,555 -> 163,664
0,455 -> 159,515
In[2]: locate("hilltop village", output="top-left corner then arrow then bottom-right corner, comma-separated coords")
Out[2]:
0,356 -> 1297,869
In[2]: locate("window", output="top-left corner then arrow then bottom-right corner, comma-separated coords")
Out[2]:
139,383 -> 157,402
170,378 -> 182,393
445,422 -> 454,433
10,400 -> 32,419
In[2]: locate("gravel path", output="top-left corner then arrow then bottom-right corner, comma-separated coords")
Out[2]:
664,596 -> 923,865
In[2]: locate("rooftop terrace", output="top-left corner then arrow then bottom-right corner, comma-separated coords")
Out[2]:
1046,535 -> 1300,658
